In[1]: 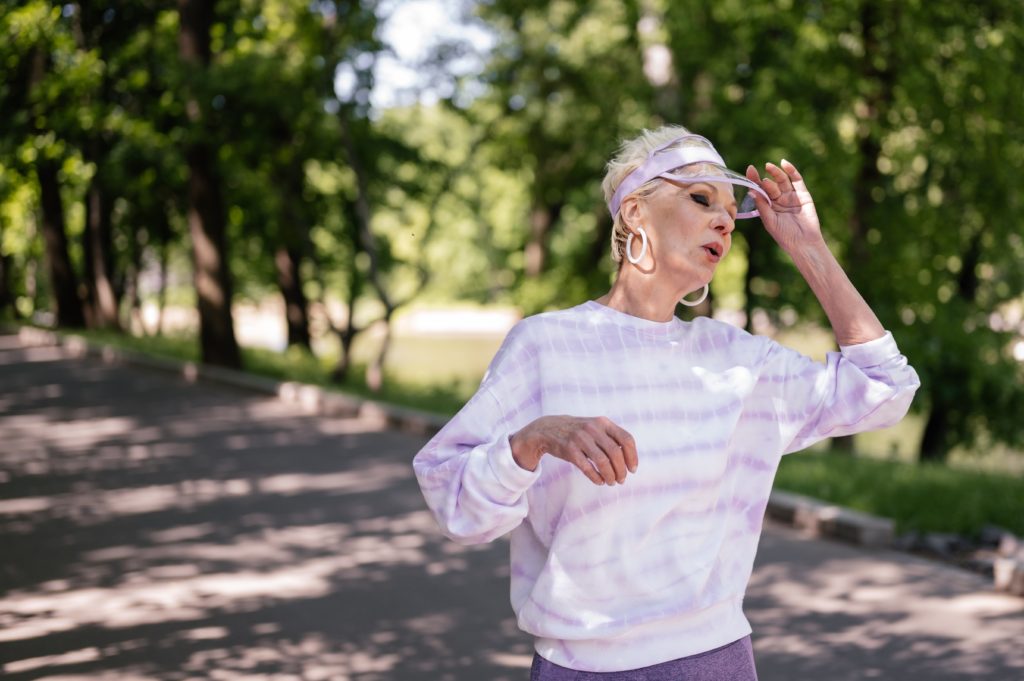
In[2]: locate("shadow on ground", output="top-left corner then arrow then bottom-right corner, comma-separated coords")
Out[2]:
1,342 -> 531,680
1,337 -> 1021,680
745,523 -> 1024,680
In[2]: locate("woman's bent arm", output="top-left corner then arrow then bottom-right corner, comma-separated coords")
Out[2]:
413,386 -> 540,545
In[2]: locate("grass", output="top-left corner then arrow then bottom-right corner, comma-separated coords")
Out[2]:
241,343 -> 473,416
11,322 -> 1023,540
46,325 -> 475,417
776,449 -> 1024,538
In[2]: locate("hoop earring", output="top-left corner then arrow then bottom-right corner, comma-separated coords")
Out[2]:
680,283 -> 709,307
626,228 -> 648,265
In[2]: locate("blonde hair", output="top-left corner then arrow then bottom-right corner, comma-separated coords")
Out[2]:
602,125 -> 712,263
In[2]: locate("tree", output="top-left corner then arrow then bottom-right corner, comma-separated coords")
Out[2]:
177,0 -> 241,368
473,0 -> 657,314
656,0 -> 1024,461
1,4 -> 88,327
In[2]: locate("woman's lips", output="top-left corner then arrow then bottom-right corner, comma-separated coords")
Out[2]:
702,245 -> 721,263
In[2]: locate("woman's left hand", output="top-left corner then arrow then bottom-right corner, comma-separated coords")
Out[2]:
745,160 -> 825,255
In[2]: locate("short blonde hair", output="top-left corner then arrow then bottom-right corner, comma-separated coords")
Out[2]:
602,125 -> 713,263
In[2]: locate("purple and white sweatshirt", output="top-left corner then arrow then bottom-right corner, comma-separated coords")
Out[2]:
413,299 -> 920,672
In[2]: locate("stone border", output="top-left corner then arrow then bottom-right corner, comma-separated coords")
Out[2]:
7,325 -> 1022,595
766,489 -> 895,548
12,326 -> 449,438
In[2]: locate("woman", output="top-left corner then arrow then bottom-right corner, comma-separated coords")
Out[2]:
412,125 -> 920,680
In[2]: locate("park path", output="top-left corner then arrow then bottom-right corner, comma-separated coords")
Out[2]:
1,334 -> 1021,680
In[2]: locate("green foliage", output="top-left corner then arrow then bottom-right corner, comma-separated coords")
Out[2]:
3,0 -> 1023,459
777,449 -> 1024,537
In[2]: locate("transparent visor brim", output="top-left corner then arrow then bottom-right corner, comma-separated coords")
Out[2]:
658,165 -> 770,219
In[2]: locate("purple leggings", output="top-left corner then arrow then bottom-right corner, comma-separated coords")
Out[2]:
530,635 -> 758,681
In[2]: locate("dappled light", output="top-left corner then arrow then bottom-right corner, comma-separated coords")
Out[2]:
4,338 -> 1023,678
747,521 -> 1024,680
0,344 -> 534,679
1,0 -> 1023,677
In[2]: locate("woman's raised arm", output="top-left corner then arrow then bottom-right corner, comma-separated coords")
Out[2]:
745,160 -> 885,347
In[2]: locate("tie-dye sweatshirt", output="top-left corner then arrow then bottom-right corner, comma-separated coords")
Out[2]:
413,299 -> 920,672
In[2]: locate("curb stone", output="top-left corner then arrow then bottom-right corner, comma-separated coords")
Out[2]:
6,325 -> 1020,596
994,534 -> 1024,597
766,489 -> 894,548
994,557 -> 1024,596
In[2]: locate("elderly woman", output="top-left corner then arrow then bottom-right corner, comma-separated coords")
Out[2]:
412,125 -> 920,680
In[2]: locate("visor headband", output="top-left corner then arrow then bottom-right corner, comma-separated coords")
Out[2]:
607,134 -> 770,219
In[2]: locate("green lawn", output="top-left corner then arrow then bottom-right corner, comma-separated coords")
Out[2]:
776,449 -> 1024,537
69,326 -> 477,417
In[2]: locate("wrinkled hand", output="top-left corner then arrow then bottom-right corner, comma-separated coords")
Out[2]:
745,160 -> 825,255
510,415 -> 638,485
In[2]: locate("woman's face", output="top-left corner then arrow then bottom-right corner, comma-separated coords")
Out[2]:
630,178 -> 737,286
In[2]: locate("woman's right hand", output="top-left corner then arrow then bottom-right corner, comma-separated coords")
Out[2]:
509,415 -> 638,485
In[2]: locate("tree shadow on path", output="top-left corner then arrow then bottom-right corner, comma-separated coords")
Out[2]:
2,339 -> 1021,680
1,342 -> 532,680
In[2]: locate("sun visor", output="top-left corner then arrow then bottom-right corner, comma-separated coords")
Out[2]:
608,135 -> 770,220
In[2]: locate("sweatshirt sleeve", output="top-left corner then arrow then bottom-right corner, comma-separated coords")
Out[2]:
412,322 -> 541,545
756,331 -> 921,455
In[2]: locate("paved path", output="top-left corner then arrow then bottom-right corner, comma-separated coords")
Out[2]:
1,335 -> 1021,680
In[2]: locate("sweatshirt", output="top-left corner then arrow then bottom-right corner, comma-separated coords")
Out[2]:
412,299 -> 920,672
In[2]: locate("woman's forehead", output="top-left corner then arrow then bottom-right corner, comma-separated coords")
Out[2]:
661,177 -> 738,205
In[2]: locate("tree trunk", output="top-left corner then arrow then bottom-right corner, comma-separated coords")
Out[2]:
157,237 -> 169,336
26,253 -> 38,313
83,175 -> 121,330
831,435 -> 856,453
0,216 -> 17,319
123,223 -> 145,335
275,245 -> 312,350
339,109 -> 394,391
742,222 -> 770,334
919,398 -> 950,463
273,159 -> 312,351
832,0 -> 894,457
917,229 -> 981,464
152,206 -> 173,337
178,0 -> 241,368
36,159 -> 86,328
0,250 -> 15,319
29,42 -> 85,329
524,203 -> 562,278
330,267 -> 362,383
366,312 -> 392,392
72,9 -> 120,331
184,144 -> 241,367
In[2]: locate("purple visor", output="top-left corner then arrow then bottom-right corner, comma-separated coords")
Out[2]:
608,134 -> 771,220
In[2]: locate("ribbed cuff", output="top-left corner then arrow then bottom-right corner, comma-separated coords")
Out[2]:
487,434 -> 542,493
839,330 -> 899,367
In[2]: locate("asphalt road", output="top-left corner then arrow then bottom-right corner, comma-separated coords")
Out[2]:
1,335 -> 1021,680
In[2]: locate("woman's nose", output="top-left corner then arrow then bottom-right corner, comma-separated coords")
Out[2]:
715,214 -> 735,235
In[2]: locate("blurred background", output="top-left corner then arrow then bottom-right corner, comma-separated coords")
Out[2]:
2,0 -> 1023,473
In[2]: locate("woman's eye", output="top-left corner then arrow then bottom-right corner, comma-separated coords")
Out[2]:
690,194 -> 710,207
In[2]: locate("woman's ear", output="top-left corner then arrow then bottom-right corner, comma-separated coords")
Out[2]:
620,195 -> 644,233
